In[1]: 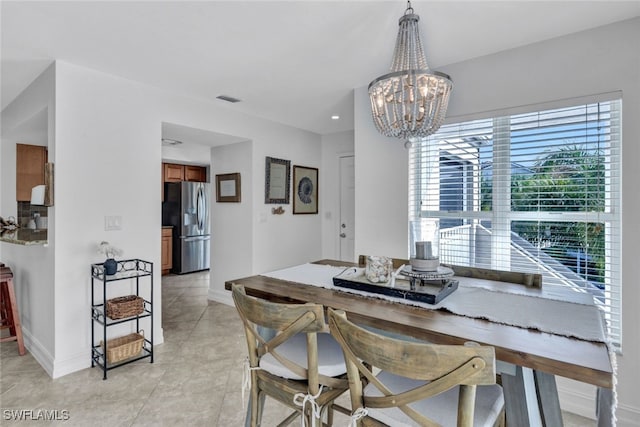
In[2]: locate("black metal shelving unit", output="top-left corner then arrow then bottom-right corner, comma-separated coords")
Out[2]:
91,259 -> 153,380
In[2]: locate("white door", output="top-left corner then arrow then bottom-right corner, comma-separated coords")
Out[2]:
339,155 -> 355,262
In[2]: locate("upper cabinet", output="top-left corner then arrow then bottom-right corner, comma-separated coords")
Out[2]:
162,163 -> 207,183
163,163 -> 185,182
184,165 -> 207,183
16,143 -> 48,202
161,162 -> 207,202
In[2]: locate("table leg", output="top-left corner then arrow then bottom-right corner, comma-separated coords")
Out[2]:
534,370 -> 563,427
501,366 -> 549,427
596,387 -> 614,427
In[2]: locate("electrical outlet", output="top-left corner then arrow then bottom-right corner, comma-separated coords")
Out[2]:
104,215 -> 122,231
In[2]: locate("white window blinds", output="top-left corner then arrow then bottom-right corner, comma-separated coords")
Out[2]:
409,99 -> 622,347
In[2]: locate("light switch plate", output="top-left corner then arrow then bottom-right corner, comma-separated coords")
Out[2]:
104,215 -> 122,231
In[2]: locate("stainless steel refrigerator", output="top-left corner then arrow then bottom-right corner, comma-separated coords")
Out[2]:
162,182 -> 210,274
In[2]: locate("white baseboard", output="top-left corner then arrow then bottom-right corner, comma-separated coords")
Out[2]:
51,349 -> 90,379
22,327 -> 55,378
557,382 -> 597,420
154,327 -> 165,346
208,288 -> 233,306
616,402 -> 640,427
558,380 -> 640,426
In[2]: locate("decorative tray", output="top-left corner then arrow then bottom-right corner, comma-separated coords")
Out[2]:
333,267 -> 458,305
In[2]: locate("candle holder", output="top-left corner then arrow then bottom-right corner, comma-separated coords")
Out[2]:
409,219 -> 440,272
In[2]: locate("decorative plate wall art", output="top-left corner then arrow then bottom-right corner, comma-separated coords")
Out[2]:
293,165 -> 318,214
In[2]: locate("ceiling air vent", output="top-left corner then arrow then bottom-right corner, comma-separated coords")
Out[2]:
216,95 -> 242,103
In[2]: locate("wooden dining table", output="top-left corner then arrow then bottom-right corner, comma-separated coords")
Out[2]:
225,259 -> 614,427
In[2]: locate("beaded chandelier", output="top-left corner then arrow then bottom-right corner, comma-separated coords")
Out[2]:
369,1 -> 452,147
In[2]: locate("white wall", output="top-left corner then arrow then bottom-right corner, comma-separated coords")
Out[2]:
1,59 -> 325,378
161,142 -> 211,165
251,131 -> 323,273
354,88 -> 410,260
353,18 -> 640,425
1,63 -> 56,372
320,130 -> 354,260
52,62 -> 166,377
209,140 -> 253,305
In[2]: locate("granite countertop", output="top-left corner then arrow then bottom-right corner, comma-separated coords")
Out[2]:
0,228 -> 48,245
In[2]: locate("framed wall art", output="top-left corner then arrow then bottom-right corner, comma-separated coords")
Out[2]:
216,173 -> 241,202
293,165 -> 318,214
265,156 -> 290,204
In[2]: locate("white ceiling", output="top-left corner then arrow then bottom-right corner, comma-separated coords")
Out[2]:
2,1 -> 639,140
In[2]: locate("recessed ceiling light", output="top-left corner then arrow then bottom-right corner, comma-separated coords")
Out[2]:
331,115 -> 340,120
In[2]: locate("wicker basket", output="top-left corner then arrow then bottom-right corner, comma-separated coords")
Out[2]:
102,331 -> 144,364
106,295 -> 144,320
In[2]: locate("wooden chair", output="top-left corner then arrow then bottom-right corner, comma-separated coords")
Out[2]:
328,308 -> 505,427
232,284 -> 349,427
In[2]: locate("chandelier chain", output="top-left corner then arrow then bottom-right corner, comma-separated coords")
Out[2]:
405,0 -> 414,15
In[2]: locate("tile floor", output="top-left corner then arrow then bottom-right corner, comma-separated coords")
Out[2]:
1,271 -> 595,426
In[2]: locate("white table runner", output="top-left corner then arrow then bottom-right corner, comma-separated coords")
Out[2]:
261,263 -> 607,343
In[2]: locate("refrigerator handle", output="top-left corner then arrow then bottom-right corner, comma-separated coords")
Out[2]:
183,235 -> 210,242
196,185 -> 205,232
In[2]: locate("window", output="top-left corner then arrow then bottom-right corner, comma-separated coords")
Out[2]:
409,99 -> 622,347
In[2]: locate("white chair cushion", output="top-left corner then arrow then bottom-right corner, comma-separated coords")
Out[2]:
364,370 -> 504,427
259,332 -> 346,380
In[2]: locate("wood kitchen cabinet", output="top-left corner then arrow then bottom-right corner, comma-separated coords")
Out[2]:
162,163 -> 207,183
162,162 -> 207,201
185,165 -> 207,182
161,227 -> 173,275
163,163 -> 185,182
16,143 -> 48,202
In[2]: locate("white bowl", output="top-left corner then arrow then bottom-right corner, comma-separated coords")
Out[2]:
410,257 -> 439,272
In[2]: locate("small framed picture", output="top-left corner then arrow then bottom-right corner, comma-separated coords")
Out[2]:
216,173 -> 241,203
293,165 -> 318,214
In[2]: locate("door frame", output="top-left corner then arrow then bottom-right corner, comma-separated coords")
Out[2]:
338,153 -> 355,262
